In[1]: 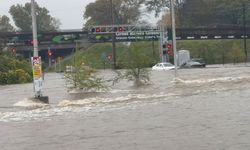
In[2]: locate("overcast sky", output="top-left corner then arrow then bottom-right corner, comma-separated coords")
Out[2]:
0,0 -> 95,29
0,0 -> 159,29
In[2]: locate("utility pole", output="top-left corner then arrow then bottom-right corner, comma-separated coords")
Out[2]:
110,0 -> 117,69
170,0 -> 178,78
31,0 -> 38,57
31,0 -> 48,103
243,2 -> 247,63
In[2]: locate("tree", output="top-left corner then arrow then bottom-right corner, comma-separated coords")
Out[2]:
9,2 -> 61,32
144,0 -> 169,17
143,0 -> 184,17
84,0 -> 143,26
115,42 -> 154,86
0,15 -> 14,32
0,15 -> 14,52
177,0 -> 208,27
64,51 -> 107,91
214,0 -> 250,27
177,0 -> 250,27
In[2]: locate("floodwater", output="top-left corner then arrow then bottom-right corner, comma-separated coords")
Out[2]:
1,64 -> 250,150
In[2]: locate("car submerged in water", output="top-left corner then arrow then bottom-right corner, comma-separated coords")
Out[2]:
180,58 -> 206,68
152,62 -> 175,71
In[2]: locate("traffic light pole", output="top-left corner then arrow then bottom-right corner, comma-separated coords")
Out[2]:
159,23 -> 164,62
243,3 -> 247,63
170,0 -> 178,78
110,0 -> 117,69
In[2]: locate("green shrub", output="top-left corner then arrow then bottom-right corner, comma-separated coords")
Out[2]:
0,54 -> 32,85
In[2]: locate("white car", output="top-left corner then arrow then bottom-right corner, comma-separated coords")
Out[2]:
152,62 -> 175,71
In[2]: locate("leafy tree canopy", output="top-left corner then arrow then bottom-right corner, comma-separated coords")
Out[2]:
0,15 -> 15,51
84,0 -> 144,26
143,0 -> 250,28
177,0 -> 250,27
9,2 -> 61,32
0,15 -> 15,32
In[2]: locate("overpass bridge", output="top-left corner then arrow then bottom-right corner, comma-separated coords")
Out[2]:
1,26 -> 249,42
1,25 -> 249,59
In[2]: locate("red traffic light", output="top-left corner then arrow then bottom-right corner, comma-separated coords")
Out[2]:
48,52 -> 52,56
11,47 -> 16,55
167,50 -> 172,55
91,27 -> 101,33
118,27 -> 124,32
167,43 -> 172,49
95,27 -> 101,32
48,49 -> 52,58
107,54 -> 112,61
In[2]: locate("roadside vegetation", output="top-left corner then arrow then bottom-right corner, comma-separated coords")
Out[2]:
61,39 -> 247,70
62,42 -> 157,90
60,38 -> 248,90
63,50 -> 107,91
114,43 -> 154,86
177,39 -> 248,64
1,0 -> 249,86
0,52 -> 32,85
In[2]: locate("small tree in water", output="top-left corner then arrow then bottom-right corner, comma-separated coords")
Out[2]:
64,51 -> 106,91
115,43 -> 153,86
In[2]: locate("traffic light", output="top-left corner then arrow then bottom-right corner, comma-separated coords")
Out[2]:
48,49 -> 52,58
162,44 -> 166,49
95,27 -> 101,32
11,47 -> 16,55
118,27 -> 124,32
167,50 -> 172,55
167,43 -> 172,50
31,40 -> 34,45
162,43 -> 167,55
113,27 -> 124,32
166,43 -> 173,55
91,27 -> 101,33
25,40 -> 33,46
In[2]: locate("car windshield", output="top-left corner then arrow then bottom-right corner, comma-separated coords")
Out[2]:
163,63 -> 173,67
188,61 -> 200,65
191,58 -> 205,63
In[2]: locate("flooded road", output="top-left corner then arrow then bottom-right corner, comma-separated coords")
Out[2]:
1,64 -> 250,150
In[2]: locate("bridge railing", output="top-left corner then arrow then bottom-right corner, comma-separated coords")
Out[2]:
1,27 -> 250,45
87,24 -> 161,34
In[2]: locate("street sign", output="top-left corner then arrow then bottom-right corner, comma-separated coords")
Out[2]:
31,56 -> 43,97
